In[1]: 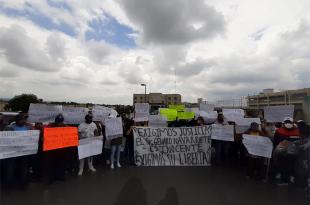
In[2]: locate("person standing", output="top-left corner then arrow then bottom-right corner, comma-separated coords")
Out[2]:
125,119 -> 135,165
3,114 -> 32,189
78,114 -> 99,175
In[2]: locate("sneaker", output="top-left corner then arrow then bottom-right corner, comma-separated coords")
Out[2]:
117,162 -> 122,168
78,170 -> 83,176
111,164 -> 114,169
277,182 -> 289,186
89,167 -> 96,172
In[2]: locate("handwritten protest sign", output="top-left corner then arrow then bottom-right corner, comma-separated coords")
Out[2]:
148,115 -> 167,127
222,109 -> 245,122
211,124 -> 234,141
105,117 -> 123,140
0,130 -> 40,159
28,103 -> 62,123
134,103 -> 150,122
235,118 -> 261,134
159,109 -> 177,121
242,134 -> 273,158
177,112 -> 195,120
168,104 -> 185,112
264,105 -> 294,123
78,137 -> 103,159
199,104 -> 215,112
63,106 -> 88,124
43,127 -> 78,151
133,126 -> 212,166
92,105 -> 112,122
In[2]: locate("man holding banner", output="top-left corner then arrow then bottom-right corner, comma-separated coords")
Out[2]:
77,114 -> 100,176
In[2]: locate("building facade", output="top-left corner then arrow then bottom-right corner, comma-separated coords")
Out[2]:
247,88 -> 310,109
133,93 -> 182,107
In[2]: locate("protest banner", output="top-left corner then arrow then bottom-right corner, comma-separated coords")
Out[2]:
222,109 -> 245,122
242,134 -> 273,158
264,105 -> 294,123
168,104 -> 185,112
78,137 -> 103,159
177,112 -> 195,120
105,117 -> 123,140
63,106 -> 88,124
134,103 -> 150,122
43,127 -> 78,151
199,103 -> 215,112
159,109 -> 177,121
0,130 -> 40,159
211,124 -> 234,141
28,103 -> 62,123
92,105 -> 112,122
235,118 -> 261,134
133,126 -> 212,166
148,115 -> 167,127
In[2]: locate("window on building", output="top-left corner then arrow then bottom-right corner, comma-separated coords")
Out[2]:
168,97 -> 171,100
140,97 -> 143,100
174,97 -> 177,100
134,96 -> 137,99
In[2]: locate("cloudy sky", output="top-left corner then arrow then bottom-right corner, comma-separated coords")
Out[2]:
0,0 -> 309,104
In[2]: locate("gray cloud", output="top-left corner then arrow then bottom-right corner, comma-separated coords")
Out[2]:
46,33 -> 66,60
86,40 -> 119,64
118,0 -> 226,44
176,59 -> 215,77
0,24 -> 61,72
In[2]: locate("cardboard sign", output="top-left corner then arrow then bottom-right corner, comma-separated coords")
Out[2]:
235,118 -> 261,134
148,115 -> 167,127
199,104 -> 215,112
211,125 -> 234,141
242,134 -> 273,158
133,126 -> 212,166
43,127 -> 78,151
264,105 -> 294,123
222,109 -> 245,122
0,130 -> 40,159
63,106 -> 88,124
28,103 -> 62,123
78,137 -> 103,159
159,109 -> 177,121
105,117 -> 123,140
168,104 -> 185,112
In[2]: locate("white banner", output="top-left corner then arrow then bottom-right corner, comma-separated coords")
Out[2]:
199,104 -> 215,112
211,124 -> 234,141
78,137 -> 103,159
0,130 -> 40,159
105,117 -> 123,140
134,112 -> 149,122
264,105 -> 294,123
133,126 -> 212,166
242,134 -> 273,158
148,115 -> 167,127
235,118 -> 261,134
63,106 -> 88,124
28,103 -> 62,123
222,109 -> 245,122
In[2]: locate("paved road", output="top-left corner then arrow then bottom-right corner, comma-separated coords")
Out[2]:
0,166 -> 308,205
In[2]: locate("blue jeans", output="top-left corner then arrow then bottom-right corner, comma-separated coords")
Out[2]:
111,145 -> 121,164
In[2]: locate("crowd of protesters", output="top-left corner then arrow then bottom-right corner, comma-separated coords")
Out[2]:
0,109 -> 309,192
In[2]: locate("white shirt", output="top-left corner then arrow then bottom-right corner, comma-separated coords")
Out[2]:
78,122 -> 97,139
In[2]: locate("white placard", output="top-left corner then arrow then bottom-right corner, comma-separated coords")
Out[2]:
0,130 -> 40,159
105,117 -> 123,140
133,126 -> 212,166
242,134 -> 273,158
78,137 -> 103,159
222,109 -> 245,122
199,104 -> 215,112
148,115 -> 167,127
235,118 -> 261,134
264,105 -> 294,123
63,106 -> 88,124
134,112 -> 149,122
211,124 -> 234,141
135,103 -> 150,114
28,103 -> 62,123
92,105 -> 111,122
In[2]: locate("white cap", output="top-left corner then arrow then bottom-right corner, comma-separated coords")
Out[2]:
283,117 -> 293,123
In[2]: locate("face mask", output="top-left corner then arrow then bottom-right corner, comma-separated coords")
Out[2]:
284,123 -> 293,129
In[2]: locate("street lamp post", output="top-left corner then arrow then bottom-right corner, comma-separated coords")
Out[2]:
141,84 -> 147,103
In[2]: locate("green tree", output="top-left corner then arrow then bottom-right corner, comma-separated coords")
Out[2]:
8,94 -> 41,112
